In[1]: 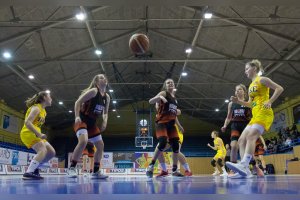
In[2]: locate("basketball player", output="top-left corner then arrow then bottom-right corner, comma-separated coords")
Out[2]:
68,74 -> 110,179
226,60 -> 284,177
221,84 -> 251,174
146,79 -> 184,178
156,122 -> 193,177
207,130 -> 227,176
20,91 -> 56,180
82,142 -> 95,174
254,136 -> 268,175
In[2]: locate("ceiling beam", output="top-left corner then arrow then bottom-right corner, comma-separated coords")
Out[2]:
177,17 -> 204,87
0,6 -> 108,46
10,58 -> 300,64
183,7 -> 299,44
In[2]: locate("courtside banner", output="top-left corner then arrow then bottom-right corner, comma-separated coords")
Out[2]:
48,168 -> 59,174
128,168 -> 146,175
101,152 -> 114,168
59,168 -> 68,174
5,165 -> 23,174
105,168 -> 128,174
39,168 -> 48,174
0,147 -> 12,164
0,164 -> 6,174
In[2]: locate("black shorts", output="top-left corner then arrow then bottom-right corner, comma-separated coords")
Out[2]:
230,121 -> 248,141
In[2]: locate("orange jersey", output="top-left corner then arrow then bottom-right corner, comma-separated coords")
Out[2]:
155,91 -> 178,123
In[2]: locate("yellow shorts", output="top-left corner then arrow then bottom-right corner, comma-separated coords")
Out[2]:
20,130 -> 47,149
213,151 -> 225,160
249,108 -> 274,131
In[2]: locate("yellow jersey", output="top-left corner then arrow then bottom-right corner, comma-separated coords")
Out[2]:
248,76 -> 274,131
20,104 -> 47,148
213,137 -> 226,159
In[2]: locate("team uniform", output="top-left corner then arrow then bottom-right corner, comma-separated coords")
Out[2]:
155,91 -> 179,140
213,137 -> 227,160
247,76 -> 274,133
20,104 -> 47,148
230,103 -> 251,141
74,89 -> 108,142
82,142 -> 96,157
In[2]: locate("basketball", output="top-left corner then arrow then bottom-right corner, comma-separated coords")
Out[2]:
129,33 -> 150,55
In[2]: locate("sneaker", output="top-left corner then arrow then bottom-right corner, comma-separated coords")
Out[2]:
22,172 -> 43,180
184,170 -> 193,176
228,172 -> 244,179
212,170 -> 220,176
246,168 -> 254,179
146,165 -> 154,178
220,171 -> 228,177
156,170 -> 168,177
226,162 -> 247,176
172,171 -> 184,177
67,167 -> 78,178
33,168 -> 44,179
91,171 -> 108,179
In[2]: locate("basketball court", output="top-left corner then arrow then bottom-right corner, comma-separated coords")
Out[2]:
1,1 -> 300,200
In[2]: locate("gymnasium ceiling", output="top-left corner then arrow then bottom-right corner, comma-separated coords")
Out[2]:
0,3 -> 300,130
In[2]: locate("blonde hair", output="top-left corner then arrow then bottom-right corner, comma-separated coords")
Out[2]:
246,59 -> 264,73
236,84 -> 248,100
81,74 -> 107,95
25,91 -> 48,108
161,78 -> 174,91
212,130 -> 219,137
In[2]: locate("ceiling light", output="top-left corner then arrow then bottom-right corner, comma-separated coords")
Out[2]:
181,72 -> 188,76
112,109 -> 116,112
185,48 -> 192,54
59,101 -> 63,105
117,115 -> 120,118
204,13 -> 213,19
112,100 -> 117,104
95,49 -> 102,55
109,89 -> 114,92
45,90 -> 51,94
68,110 -> 73,113
28,75 -> 35,80
215,108 -> 219,112
225,99 -> 229,103
2,51 -> 12,59
75,12 -> 86,21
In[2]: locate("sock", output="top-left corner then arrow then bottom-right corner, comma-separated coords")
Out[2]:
70,160 -> 77,168
93,162 -> 100,173
182,163 -> 190,172
172,164 -> 177,172
214,167 -> 219,172
26,160 -> 40,173
221,166 -> 227,173
241,153 -> 252,167
159,163 -> 167,171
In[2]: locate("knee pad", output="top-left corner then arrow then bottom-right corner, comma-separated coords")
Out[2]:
211,159 -> 216,167
169,138 -> 180,153
217,158 -> 223,167
157,137 -> 168,151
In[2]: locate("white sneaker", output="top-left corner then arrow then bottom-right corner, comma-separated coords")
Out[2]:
67,167 -> 78,178
246,168 -> 254,179
225,162 -> 247,176
228,172 -> 244,179
220,171 -> 228,177
91,171 -> 108,179
212,170 -> 220,176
